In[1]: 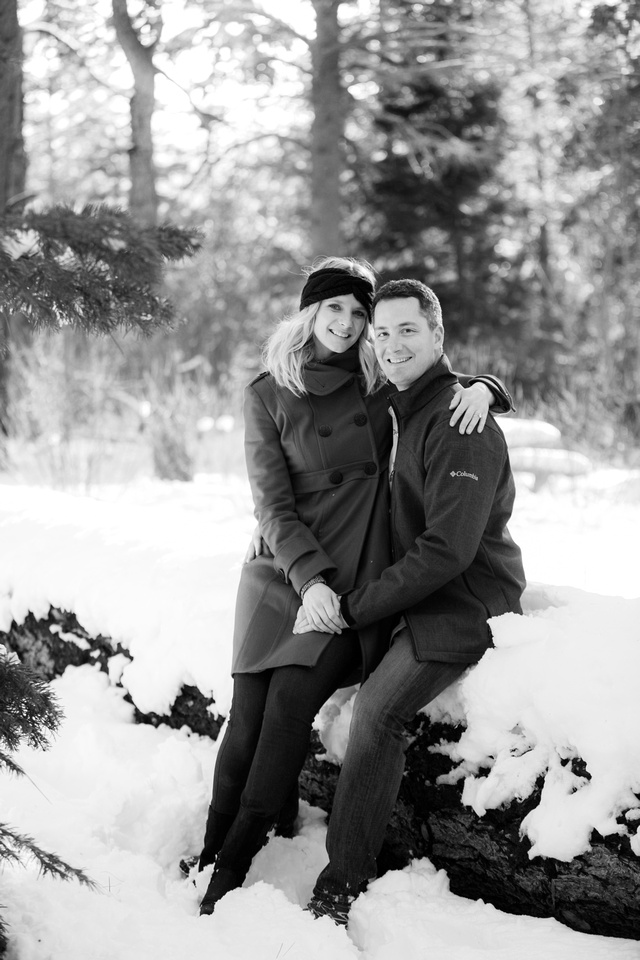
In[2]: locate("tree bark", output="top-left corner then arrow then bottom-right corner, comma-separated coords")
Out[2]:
521,0 -> 563,345
0,0 -> 27,450
0,0 -> 26,213
112,0 -> 159,228
4,607 -> 639,942
1,608 -> 223,741
309,0 -> 344,257
300,716 -> 640,941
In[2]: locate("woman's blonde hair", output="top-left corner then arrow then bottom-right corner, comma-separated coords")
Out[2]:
264,256 -> 383,396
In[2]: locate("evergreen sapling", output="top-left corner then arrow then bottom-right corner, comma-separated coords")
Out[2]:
0,645 -> 94,954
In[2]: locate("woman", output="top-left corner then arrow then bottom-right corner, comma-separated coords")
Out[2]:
197,257 -> 511,915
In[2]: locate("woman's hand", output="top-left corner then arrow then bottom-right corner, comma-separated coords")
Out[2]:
294,604 -> 347,635
293,607 -> 314,634
449,382 -> 494,434
244,523 -> 264,563
294,584 -> 345,634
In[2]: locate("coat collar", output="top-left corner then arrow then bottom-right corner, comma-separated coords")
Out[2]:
387,354 -> 458,419
303,346 -> 361,396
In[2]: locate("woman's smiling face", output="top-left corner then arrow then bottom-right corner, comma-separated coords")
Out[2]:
312,293 -> 368,360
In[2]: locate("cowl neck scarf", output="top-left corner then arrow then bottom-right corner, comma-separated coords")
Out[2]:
303,346 -> 361,396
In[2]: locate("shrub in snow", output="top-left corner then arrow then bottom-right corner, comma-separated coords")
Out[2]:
0,647 -> 93,954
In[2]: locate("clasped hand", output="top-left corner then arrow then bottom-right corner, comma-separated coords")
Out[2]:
293,583 -> 347,635
449,382 -> 491,434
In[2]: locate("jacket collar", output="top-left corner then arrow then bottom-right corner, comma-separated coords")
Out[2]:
388,354 -> 458,419
303,346 -> 360,396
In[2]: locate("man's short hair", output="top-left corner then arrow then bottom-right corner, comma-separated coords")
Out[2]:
373,279 -> 444,333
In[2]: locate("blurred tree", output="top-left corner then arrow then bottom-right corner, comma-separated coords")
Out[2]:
0,0 -> 28,444
310,0 -> 344,254
484,0 -> 581,393
520,0 -> 561,338
346,1 -> 512,335
0,4 -> 203,472
22,0 -> 129,206
0,0 -> 26,213
112,0 -> 161,226
365,74 -> 506,330
6,0 -> 638,452
559,0 -> 640,436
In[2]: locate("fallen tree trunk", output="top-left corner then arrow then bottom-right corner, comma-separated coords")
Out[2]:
0,608 -> 223,741
302,719 -> 640,941
3,608 -> 639,941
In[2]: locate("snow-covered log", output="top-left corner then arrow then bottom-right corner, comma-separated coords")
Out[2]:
0,608 -> 224,741
3,601 -> 639,943
497,418 -> 563,448
299,722 -> 640,942
508,447 -> 592,480
496,418 -> 591,490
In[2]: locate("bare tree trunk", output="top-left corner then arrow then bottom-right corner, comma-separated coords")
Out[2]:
0,0 -> 27,450
309,0 -> 343,257
522,0 -> 561,340
112,0 -> 159,228
450,211 -> 474,322
0,0 -> 26,214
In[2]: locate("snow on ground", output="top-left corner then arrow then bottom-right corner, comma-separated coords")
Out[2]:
1,469 -> 640,958
0,476 -> 252,716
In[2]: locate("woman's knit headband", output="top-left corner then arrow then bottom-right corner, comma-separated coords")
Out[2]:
299,267 -> 374,316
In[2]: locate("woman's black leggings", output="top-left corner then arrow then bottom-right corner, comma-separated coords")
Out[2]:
210,630 -> 360,821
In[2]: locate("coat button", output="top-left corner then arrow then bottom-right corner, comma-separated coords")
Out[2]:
318,424 -> 332,437
329,471 -> 343,484
353,413 -> 368,426
364,462 -> 377,475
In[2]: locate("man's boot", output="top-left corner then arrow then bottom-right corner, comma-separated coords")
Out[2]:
199,807 -> 273,916
306,877 -> 368,927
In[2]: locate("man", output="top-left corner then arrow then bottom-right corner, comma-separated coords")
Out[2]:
294,278 -> 526,925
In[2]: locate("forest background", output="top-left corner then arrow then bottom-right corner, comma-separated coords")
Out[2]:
1,0 -> 639,489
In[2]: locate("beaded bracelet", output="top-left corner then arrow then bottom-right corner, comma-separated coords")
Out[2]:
300,574 -> 326,599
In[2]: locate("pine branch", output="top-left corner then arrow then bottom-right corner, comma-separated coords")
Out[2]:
0,204 -> 202,340
0,650 -> 92,947
0,750 -> 25,778
0,652 -> 63,753
0,823 -> 94,888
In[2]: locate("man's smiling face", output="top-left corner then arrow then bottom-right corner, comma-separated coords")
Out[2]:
373,297 -> 443,391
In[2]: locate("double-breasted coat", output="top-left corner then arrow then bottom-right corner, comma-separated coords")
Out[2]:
232,348 -> 394,681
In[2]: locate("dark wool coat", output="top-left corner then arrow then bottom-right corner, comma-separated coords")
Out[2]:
341,355 -> 526,664
232,348 -> 394,680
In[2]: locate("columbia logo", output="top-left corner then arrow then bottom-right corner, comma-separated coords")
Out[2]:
450,470 -> 479,481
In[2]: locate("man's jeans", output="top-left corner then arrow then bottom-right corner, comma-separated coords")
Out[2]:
316,628 -> 470,893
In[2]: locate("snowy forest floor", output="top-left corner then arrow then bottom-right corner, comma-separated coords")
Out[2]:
1,467 -> 640,959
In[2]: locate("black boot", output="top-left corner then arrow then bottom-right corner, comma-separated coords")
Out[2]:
198,865 -> 247,915
198,807 -> 235,872
306,878 -> 368,927
274,783 -> 299,839
199,807 -> 274,916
